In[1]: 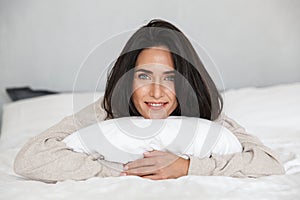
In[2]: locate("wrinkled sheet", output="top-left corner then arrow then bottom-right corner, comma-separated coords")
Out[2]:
0,83 -> 300,200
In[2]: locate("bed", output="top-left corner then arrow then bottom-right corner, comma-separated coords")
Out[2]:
0,82 -> 299,199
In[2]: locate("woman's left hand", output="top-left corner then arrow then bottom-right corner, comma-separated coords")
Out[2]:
121,150 -> 190,180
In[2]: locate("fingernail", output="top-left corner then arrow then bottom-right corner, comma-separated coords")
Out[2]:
144,151 -> 150,155
123,165 -> 128,170
120,172 -> 127,176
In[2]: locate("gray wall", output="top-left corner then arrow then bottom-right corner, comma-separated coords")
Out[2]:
1,0 -> 300,129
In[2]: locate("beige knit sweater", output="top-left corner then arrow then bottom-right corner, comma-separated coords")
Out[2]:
14,97 -> 285,183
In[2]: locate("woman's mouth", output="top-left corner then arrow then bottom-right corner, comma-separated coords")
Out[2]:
145,102 -> 168,110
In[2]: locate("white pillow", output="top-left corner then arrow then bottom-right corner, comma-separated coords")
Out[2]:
63,116 -> 242,164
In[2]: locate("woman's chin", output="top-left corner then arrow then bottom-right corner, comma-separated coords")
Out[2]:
147,109 -> 168,119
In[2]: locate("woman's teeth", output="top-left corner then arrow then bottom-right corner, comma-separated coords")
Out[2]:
148,102 -> 165,107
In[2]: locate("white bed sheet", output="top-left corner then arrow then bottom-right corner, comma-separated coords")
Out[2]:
0,83 -> 300,200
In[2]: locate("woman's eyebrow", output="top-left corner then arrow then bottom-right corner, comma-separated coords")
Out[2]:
163,70 -> 176,75
134,69 -> 153,74
134,69 -> 175,74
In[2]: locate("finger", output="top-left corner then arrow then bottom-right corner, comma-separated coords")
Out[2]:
143,150 -> 166,158
125,165 -> 158,176
125,157 -> 155,170
142,174 -> 164,180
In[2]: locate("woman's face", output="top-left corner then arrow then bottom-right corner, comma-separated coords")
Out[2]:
132,47 -> 178,119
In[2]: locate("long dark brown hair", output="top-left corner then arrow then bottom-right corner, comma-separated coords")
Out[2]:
103,19 -> 223,120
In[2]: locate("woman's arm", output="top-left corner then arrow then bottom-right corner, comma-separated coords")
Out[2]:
14,97 -> 123,183
122,114 -> 285,179
188,114 -> 285,178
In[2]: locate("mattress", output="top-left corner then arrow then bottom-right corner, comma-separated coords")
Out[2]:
0,83 -> 299,200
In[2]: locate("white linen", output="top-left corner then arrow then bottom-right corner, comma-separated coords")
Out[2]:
0,92 -> 102,148
0,83 -> 300,199
62,116 -> 242,163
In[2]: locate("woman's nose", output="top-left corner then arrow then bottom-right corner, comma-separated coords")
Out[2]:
149,82 -> 164,99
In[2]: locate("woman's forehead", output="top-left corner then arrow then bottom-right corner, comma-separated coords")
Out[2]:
135,47 -> 174,68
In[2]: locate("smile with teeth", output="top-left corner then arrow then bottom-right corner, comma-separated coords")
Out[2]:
146,102 -> 167,109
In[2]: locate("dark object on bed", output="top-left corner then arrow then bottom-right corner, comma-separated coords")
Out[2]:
6,86 -> 59,101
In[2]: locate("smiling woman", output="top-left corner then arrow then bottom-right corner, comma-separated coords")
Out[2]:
132,48 -> 178,119
13,19 -> 285,182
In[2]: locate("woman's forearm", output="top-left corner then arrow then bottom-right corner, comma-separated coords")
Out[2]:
187,114 -> 285,177
13,115 -> 123,183
14,98 -> 123,183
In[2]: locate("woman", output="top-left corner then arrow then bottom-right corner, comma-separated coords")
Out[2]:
14,19 -> 285,183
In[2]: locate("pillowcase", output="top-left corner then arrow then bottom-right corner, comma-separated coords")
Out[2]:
63,116 -> 242,164
6,86 -> 59,101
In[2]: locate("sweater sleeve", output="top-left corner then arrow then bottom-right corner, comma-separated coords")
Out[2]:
187,114 -> 285,178
13,97 -> 124,183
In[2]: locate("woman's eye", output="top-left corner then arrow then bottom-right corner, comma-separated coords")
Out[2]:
164,75 -> 175,81
138,74 -> 150,80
